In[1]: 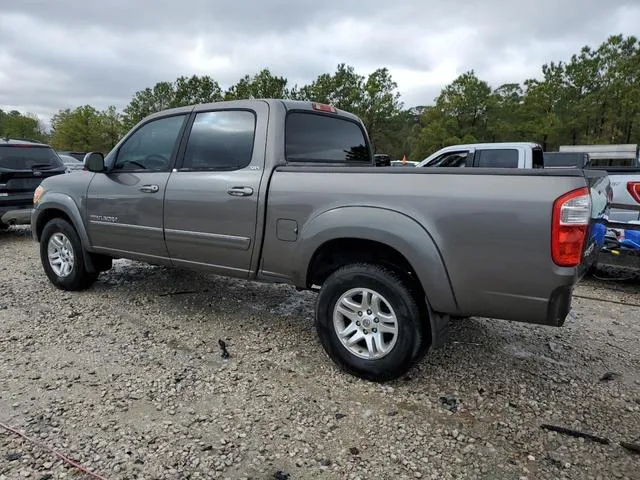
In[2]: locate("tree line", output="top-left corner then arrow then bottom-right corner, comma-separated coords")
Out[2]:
1,34 -> 638,161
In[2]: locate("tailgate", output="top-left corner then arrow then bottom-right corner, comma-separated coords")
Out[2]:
587,167 -> 640,228
0,168 -> 65,205
0,145 -> 66,206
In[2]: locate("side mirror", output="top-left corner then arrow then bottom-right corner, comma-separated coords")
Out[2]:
84,152 -> 105,172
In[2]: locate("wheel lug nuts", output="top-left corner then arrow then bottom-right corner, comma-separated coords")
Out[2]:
356,321 -> 361,326
367,309 -> 372,315
363,329 -> 368,334
358,311 -> 363,317
372,328 -> 377,333
374,318 -> 379,323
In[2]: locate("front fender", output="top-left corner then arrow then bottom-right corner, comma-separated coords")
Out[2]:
294,206 -> 459,313
32,192 -> 89,245
31,192 -> 99,273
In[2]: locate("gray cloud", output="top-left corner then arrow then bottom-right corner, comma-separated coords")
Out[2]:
1,0 -> 638,123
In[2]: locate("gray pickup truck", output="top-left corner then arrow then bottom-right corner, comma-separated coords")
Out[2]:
31,100 -> 611,381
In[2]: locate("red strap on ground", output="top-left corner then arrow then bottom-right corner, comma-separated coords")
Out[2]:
0,421 -> 108,480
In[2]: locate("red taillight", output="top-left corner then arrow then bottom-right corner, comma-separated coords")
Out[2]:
627,182 -> 640,204
551,187 -> 591,267
312,102 -> 336,113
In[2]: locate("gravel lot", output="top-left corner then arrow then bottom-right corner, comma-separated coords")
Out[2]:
1,227 -> 639,480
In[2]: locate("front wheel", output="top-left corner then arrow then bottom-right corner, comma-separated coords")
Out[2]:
315,263 -> 426,382
40,218 -> 98,291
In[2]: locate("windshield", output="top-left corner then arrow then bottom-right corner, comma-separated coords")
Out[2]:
0,146 -> 64,170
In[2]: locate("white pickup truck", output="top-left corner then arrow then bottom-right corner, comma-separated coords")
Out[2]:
415,142 -> 545,169
417,142 -> 640,271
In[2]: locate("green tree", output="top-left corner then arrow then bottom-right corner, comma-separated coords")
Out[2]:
406,34 -> 640,155
359,68 -> 403,152
297,63 -> 365,113
0,109 -> 45,141
122,75 -> 223,129
411,106 -> 463,160
298,64 -> 403,154
409,71 -> 492,159
436,70 -> 493,139
50,105 -> 124,153
224,69 -> 290,100
487,83 -> 524,142
98,106 -> 125,151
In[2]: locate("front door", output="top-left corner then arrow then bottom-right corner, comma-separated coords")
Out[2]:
86,114 -> 188,262
163,106 -> 267,276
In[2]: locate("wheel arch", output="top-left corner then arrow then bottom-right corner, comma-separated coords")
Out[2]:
296,206 -> 459,314
34,194 -> 97,273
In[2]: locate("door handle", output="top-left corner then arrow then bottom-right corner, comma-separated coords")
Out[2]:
227,186 -> 253,197
139,184 -> 159,193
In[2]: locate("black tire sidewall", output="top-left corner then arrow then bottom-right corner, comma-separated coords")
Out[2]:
316,264 -> 421,382
40,218 -> 93,290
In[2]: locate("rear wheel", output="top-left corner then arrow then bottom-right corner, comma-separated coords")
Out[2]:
40,218 -> 98,291
315,263 -> 426,382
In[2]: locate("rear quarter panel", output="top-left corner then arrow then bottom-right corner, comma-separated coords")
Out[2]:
261,168 -> 591,323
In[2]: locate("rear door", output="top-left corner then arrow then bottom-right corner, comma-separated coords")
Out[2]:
163,103 -> 268,276
86,114 -> 188,261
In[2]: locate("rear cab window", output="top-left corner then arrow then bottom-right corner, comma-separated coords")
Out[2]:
0,146 -> 64,170
475,149 -> 518,168
285,112 -> 371,165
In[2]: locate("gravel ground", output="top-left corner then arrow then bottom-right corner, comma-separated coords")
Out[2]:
1,227 -> 639,480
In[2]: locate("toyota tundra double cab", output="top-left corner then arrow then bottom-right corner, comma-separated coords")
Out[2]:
31,100 -> 611,381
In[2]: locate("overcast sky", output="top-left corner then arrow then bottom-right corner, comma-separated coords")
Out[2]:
1,0 -> 639,124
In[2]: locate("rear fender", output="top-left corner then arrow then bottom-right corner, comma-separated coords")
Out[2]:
294,206 -> 458,313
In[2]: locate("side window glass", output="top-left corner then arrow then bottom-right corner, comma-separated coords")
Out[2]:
425,151 -> 469,167
182,111 -> 256,171
115,115 -> 186,171
476,149 -> 518,168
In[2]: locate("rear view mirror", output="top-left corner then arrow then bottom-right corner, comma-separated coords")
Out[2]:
84,152 -> 105,172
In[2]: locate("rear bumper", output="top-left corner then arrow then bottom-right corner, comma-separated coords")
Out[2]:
0,206 -> 33,226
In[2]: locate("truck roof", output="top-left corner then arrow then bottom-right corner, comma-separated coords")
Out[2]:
142,99 -> 363,124
441,142 -> 542,150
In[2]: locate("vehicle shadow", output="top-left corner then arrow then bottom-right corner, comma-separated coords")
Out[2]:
91,259 -> 600,385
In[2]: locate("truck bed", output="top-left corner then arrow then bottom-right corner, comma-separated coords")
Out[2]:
260,166 -> 610,326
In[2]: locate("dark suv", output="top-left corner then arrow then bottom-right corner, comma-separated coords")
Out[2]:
0,138 -> 66,229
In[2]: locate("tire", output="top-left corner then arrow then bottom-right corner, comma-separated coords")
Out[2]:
315,263 -> 426,382
40,218 -> 98,291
